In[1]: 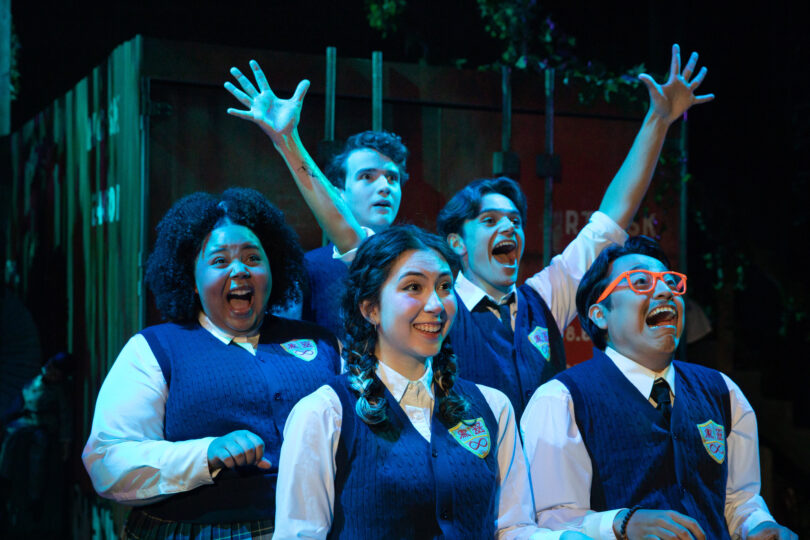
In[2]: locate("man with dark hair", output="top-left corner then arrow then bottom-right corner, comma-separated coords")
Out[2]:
436,45 -> 713,418
520,236 -> 797,540
300,130 -> 409,337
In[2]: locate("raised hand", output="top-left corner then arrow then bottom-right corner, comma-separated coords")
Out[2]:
747,521 -> 799,540
207,429 -> 272,472
225,60 -> 310,144
615,508 -> 706,540
640,43 -> 714,125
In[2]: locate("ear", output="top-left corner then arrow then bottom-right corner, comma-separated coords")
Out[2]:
359,299 -> 379,326
588,303 -> 609,330
446,233 -> 467,258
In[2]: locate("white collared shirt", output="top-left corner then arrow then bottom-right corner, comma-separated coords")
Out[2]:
520,347 -> 775,539
273,362 -> 563,539
455,210 -> 628,332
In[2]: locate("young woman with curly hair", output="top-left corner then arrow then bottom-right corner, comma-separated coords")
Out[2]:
273,225 -> 585,539
82,187 -> 340,539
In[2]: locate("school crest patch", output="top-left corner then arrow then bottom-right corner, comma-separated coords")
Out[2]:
528,326 -> 551,360
696,420 -> 726,464
449,418 -> 491,459
280,339 -> 318,361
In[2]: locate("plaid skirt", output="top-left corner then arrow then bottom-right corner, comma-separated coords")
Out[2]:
122,509 -> 274,540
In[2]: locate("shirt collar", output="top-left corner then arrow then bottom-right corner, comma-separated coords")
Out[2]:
604,347 -> 676,399
375,357 -> 434,403
454,271 -> 517,312
198,312 -> 260,356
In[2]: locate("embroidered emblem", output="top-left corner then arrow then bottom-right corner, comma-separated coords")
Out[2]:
528,326 -> 551,360
449,418 -> 491,458
280,339 -> 318,361
696,420 -> 726,464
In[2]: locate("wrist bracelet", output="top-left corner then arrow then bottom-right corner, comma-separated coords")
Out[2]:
619,504 -> 643,539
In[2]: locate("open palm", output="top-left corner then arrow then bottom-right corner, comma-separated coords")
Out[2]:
640,44 -> 714,124
225,60 -> 310,142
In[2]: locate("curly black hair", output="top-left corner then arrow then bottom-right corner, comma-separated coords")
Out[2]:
145,187 -> 304,322
341,225 -> 470,426
576,235 -> 673,350
326,130 -> 410,189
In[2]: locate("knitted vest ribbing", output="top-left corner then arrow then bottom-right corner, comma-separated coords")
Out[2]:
451,283 -> 565,419
139,319 -> 340,523
328,375 -> 499,540
556,349 -> 731,540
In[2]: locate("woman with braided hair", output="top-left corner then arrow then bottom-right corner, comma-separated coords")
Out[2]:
273,225 -> 587,539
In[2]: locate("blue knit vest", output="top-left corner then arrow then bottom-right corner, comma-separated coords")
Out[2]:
451,283 -> 565,419
302,243 -> 347,340
328,375 -> 499,539
556,349 -> 731,540
139,318 -> 340,523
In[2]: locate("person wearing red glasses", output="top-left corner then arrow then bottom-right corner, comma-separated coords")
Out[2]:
520,236 -> 796,540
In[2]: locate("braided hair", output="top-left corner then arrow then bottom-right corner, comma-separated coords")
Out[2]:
341,225 -> 470,426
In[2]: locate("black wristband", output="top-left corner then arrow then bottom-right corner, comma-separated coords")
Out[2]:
619,504 -> 643,539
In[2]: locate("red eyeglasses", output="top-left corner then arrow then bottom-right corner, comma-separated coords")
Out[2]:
596,270 -> 687,304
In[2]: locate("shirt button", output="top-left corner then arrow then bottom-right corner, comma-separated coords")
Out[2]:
274,392 -> 282,401
432,449 -> 439,458
525,390 -> 532,397
440,509 -> 450,520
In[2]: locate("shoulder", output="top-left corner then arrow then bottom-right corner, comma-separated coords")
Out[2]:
673,360 -> 729,389
285,384 -> 343,435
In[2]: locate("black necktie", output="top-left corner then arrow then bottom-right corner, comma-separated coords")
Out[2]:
477,293 -> 514,337
651,378 -> 672,423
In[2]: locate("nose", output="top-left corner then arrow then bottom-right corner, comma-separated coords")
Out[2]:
498,216 -> 515,234
424,290 -> 444,314
229,260 -> 250,278
653,277 -> 673,298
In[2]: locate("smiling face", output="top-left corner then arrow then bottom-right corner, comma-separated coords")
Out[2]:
454,193 -> 525,298
340,148 -> 402,233
364,249 -> 457,375
194,222 -> 271,337
590,253 -> 684,370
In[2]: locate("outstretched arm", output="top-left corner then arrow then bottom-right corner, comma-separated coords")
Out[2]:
599,43 -> 715,228
225,61 -> 364,255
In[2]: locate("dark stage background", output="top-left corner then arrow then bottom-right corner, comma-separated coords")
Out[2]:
3,0 -> 809,537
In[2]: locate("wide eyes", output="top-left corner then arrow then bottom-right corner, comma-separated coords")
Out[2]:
479,214 -> 521,227
208,252 -> 262,266
358,171 -> 399,184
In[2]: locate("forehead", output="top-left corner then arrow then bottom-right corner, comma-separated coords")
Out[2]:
345,148 -> 399,174
387,249 -> 451,280
608,253 -> 670,278
201,223 -> 263,253
478,193 -> 518,214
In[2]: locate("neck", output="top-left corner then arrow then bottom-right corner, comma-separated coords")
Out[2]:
375,347 -> 429,381
609,345 -> 674,373
462,268 -> 513,300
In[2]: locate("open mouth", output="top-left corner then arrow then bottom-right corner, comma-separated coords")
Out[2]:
492,239 -> 518,266
645,305 -> 678,328
227,287 -> 254,313
372,200 -> 392,210
413,321 -> 443,335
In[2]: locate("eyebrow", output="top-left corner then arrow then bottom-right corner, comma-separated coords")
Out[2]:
478,207 -> 520,216
206,243 -> 261,254
356,167 -> 399,177
398,270 -> 453,280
